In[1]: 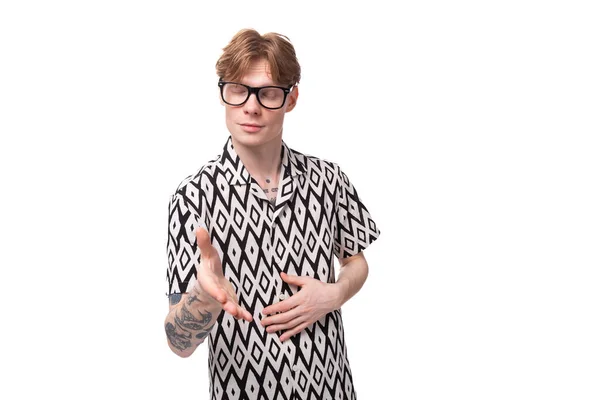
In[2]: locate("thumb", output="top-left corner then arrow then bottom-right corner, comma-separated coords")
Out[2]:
195,227 -> 215,258
280,272 -> 307,286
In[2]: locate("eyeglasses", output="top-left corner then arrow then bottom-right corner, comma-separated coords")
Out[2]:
218,79 -> 293,110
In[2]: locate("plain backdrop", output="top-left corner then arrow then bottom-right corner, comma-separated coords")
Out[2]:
1,1 -> 599,399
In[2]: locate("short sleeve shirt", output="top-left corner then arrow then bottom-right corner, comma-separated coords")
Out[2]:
166,136 -> 380,400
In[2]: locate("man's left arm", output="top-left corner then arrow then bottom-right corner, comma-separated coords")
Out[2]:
261,252 -> 369,342
335,251 -> 369,307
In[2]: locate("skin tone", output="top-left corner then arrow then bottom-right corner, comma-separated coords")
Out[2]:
193,228 -> 253,321
223,58 -> 298,188
188,227 -> 370,343
164,228 -> 253,357
261,257 -> 369,342
165,58 -> 370,355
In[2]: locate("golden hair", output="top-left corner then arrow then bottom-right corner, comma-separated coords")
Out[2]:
216,29 -> 301,87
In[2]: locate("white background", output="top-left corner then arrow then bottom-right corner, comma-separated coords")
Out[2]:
1,1 -> 599,399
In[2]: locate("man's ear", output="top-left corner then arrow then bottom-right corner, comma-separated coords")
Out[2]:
285,86 -> 299,112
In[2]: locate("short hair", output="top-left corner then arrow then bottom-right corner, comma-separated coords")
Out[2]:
216,28 -> 301,87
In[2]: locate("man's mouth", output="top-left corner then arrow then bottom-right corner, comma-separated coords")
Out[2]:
239,123 -> 264,132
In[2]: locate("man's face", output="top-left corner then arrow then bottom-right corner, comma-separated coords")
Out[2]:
222,58 -> 298,148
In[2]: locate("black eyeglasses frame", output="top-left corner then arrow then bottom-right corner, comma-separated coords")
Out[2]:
218,79 -> 294,110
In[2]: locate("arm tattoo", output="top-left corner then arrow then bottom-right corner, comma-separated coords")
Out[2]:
196,330 -> 210,340
166,287 -> 216,353
165,322 -> 192,351
187,294 -> 200,305
175,303 -> 213,331
169,293 -> 182,306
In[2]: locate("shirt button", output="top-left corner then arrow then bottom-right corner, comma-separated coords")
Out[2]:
278,293 -> 286,300
292,365 -> 299,372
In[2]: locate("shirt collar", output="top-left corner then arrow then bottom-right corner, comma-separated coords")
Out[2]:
218,135 -> 306,186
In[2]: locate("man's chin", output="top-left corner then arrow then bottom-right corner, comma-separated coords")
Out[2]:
231,130 -> 277,147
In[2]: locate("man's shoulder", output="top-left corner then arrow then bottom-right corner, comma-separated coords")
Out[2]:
288,145 -> 339,175
171,154 -> 221,198
288,146 -> 352,194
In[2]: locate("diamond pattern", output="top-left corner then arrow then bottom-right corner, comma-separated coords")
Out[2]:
166,136 -> 380,399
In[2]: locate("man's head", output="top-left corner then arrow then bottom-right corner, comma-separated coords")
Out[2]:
216,29 -> 301,148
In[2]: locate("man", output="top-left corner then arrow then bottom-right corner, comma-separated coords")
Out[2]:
164,29 -> 380,400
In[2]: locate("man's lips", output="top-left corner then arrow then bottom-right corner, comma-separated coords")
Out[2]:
239,123 -> 264,127
239,123 -> 264,133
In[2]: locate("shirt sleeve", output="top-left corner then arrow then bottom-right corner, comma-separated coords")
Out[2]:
165,185 -> 206,296
333,164 -> 381,259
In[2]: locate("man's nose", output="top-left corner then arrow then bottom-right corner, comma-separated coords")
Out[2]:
243,93 -> 261,115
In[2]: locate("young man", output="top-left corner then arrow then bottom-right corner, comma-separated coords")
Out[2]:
164,29 -> 380,400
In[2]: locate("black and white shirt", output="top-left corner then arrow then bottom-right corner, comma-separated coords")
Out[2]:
166,136 -> 380,400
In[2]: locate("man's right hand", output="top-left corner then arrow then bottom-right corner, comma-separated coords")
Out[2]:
195,227 -> 253,322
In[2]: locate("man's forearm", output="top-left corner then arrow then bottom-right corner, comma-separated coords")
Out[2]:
164,283 -> 222,357
334,253 -> 369,308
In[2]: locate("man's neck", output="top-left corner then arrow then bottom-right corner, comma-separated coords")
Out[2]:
231,134 -> 283,183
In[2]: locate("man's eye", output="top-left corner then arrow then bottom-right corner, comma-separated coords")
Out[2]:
261,90 -> 278,99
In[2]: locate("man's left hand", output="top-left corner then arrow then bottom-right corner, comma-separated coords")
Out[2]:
261,272 -> 342,342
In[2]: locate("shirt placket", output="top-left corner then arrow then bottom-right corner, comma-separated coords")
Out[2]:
266,175 -> 303,399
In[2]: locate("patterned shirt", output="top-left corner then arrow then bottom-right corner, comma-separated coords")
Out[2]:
166,136 -> 380,400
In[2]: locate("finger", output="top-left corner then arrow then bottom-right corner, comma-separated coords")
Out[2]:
223,301 -> 238,316
195,227 -> 215,258
200,279 -> 228,304
261,307 -> 300,327
262,293 -> 301,316
241,308 -> 253,322
280,272 -> 308,286
221,293 -> 249,318
225,287 -> 239,304
280,321 -> 310,342
211,287 -> 228,304
232,306 -> 253,322
223,300 -> 253,322
265,314 -> 304,333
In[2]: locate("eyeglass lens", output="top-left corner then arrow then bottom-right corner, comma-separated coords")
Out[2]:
222,83 -> 286,109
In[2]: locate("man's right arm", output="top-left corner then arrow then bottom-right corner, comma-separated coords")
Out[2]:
164,282 -> 223,358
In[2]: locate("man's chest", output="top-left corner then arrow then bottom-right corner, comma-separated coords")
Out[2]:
203,178 -> 338,282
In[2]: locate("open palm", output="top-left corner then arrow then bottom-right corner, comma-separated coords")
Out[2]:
195,227 -> 253,322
